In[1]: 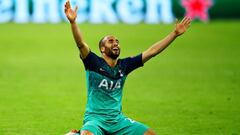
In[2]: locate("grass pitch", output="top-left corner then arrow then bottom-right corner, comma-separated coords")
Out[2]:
0,21 -> 240,135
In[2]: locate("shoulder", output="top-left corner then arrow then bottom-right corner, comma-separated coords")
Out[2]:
81,51 -> 102,70
121,54 -> 143,65
82,51 -> 100,60
118,54 -> 143,75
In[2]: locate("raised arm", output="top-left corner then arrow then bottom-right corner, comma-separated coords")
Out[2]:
142,17 -> 192,63
64,0 -> 90,59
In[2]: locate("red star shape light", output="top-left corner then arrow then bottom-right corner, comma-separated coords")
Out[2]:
181,0 -> 213,21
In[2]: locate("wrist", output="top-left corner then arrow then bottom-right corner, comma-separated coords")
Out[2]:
70,20 -> 76,24
171,31 -> 178,38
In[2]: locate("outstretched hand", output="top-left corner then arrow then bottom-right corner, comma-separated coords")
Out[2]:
174,17 -> 192,36
64,0 -> 78,23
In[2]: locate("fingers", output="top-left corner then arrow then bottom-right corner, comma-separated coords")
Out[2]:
74,6 -> 78,13
64,0 -> 78,13
64,3 -> 67,13
175,19 -> 179,28
64,1 -> 68,13
180,16 -> 187,24
64,0 -> 71,11
183,16 -> 189,24
180,16 -> 191,25
175,19 -> 179,25
185,17 -> 192,28
185,17 -> 191,24
67,0 -> 71,9
64,0 -> 75,15
180,16 -> 191,28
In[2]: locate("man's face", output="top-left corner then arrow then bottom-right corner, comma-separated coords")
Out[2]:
101,35 -> 120,59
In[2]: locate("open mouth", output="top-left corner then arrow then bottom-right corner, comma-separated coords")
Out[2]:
112,47 -> 119,51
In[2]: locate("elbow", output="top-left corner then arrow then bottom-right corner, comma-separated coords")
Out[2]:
76,41 -> 86,49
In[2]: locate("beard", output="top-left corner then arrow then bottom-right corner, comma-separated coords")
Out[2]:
104,47 -> 120,60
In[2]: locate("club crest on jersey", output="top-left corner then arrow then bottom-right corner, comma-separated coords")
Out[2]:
119,70 -> 124,77
98,79 -> 121,90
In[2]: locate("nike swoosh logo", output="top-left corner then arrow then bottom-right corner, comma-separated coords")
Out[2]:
99,68 -> 105,72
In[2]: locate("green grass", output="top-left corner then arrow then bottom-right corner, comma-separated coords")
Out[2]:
0,21 -> 240,135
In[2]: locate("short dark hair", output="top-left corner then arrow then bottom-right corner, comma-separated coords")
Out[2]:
99,36 -> 107,53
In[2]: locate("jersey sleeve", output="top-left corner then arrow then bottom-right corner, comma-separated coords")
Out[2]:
123,53 -> 143,75
81,51 -> 100,71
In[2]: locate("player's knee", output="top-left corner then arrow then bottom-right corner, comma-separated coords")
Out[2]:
144,129 -> 156,135
80,130 -> 94,135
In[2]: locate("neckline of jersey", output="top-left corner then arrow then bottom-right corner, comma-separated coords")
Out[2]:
100,57 -> 121,70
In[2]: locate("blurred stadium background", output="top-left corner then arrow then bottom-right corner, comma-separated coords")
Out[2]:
0,0 -> 240,134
